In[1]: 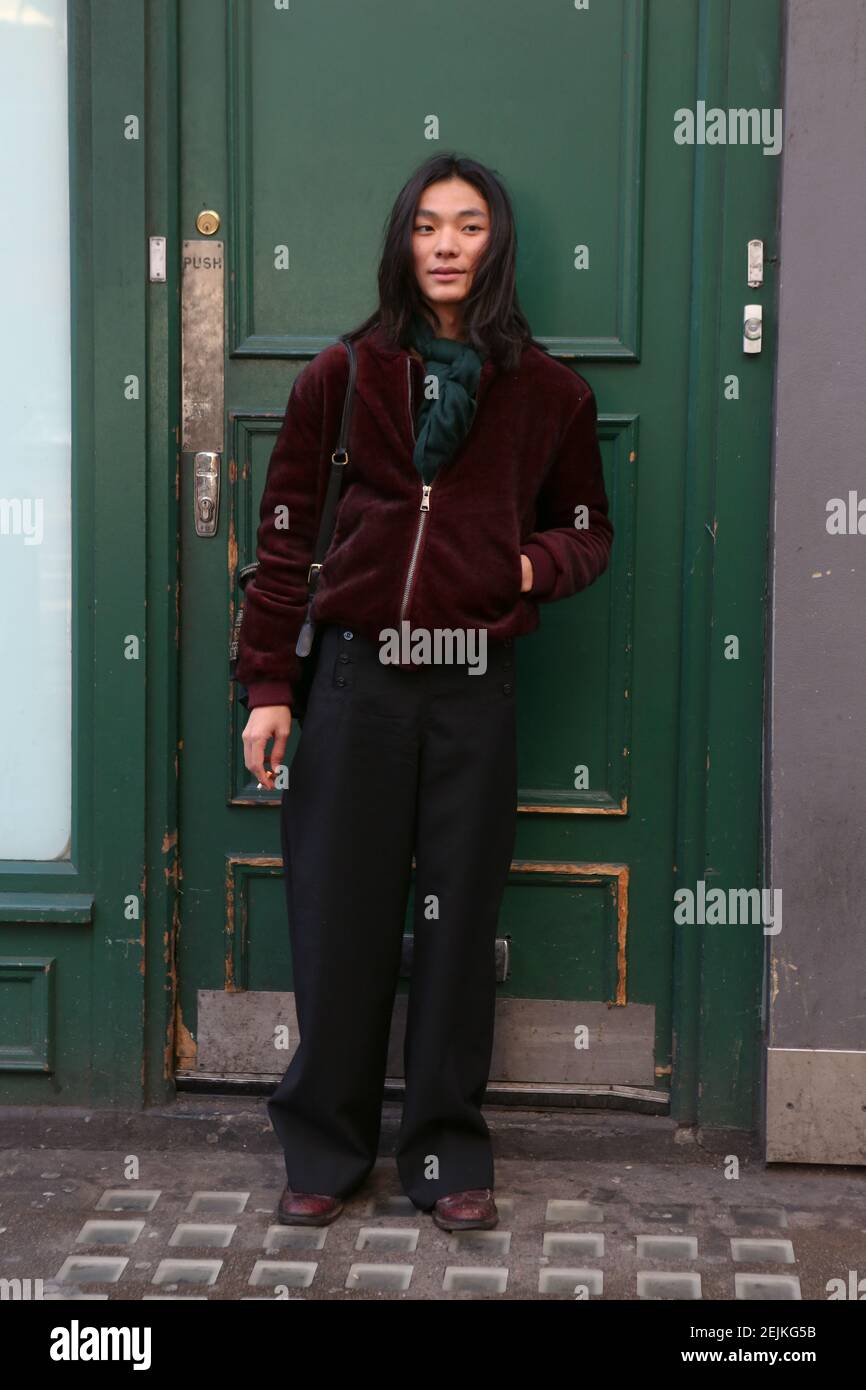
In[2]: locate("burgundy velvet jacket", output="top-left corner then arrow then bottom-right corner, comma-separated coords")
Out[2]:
235,323 -> 614,711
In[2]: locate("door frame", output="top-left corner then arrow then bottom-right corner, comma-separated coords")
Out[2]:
669,0 -> 782,1129
0,0 -> 159,1109
138,0 -> 782,1124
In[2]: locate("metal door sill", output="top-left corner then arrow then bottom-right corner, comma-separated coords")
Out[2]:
175,1071 -> 669,1113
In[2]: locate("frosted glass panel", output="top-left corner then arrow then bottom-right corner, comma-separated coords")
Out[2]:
0,0 -> 71,860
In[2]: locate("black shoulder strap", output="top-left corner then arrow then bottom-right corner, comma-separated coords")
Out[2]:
295,336 -> 357,657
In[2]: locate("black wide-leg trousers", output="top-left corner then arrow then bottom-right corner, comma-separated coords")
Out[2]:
267,622 -> 518,1209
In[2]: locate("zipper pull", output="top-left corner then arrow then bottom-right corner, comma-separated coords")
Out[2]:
420,484 -> 432,511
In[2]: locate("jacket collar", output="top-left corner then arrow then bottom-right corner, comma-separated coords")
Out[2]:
362,321 -> 499,385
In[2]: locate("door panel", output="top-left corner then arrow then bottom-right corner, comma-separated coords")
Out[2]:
176,0 -> 777,1104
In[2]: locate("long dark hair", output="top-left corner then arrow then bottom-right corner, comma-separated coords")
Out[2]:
346,152 -> 542,374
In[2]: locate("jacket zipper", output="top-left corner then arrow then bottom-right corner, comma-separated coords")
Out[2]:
399,485 -> 432,623
400,355 -> 432,623
399,353 -> 492,624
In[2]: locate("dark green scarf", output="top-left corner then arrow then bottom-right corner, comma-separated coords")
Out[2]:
408,310 -> 486,484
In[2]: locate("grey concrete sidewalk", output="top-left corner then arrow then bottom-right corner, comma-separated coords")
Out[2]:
1,1100 -> 864,1300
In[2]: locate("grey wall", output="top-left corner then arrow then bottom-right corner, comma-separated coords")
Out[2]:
768,0 -> 866,1052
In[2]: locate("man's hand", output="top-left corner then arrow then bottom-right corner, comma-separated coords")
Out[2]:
520,553 -> 534,593
242,705 -> 292,789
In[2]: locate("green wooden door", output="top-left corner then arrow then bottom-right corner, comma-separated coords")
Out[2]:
175,0 -> 780,1126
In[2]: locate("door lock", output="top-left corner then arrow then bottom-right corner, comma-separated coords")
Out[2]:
195,209 -> 221,235
181,239 -> 224,538
194,451 -> 220,536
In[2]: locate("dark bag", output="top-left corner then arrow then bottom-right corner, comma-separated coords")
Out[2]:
229,335 -> 358,724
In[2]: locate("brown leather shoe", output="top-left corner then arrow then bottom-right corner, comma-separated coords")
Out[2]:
432,1188 -> 499,1231
277,1185 -> 344,1226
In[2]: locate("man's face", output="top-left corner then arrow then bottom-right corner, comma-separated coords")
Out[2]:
411,176 -> 491,315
